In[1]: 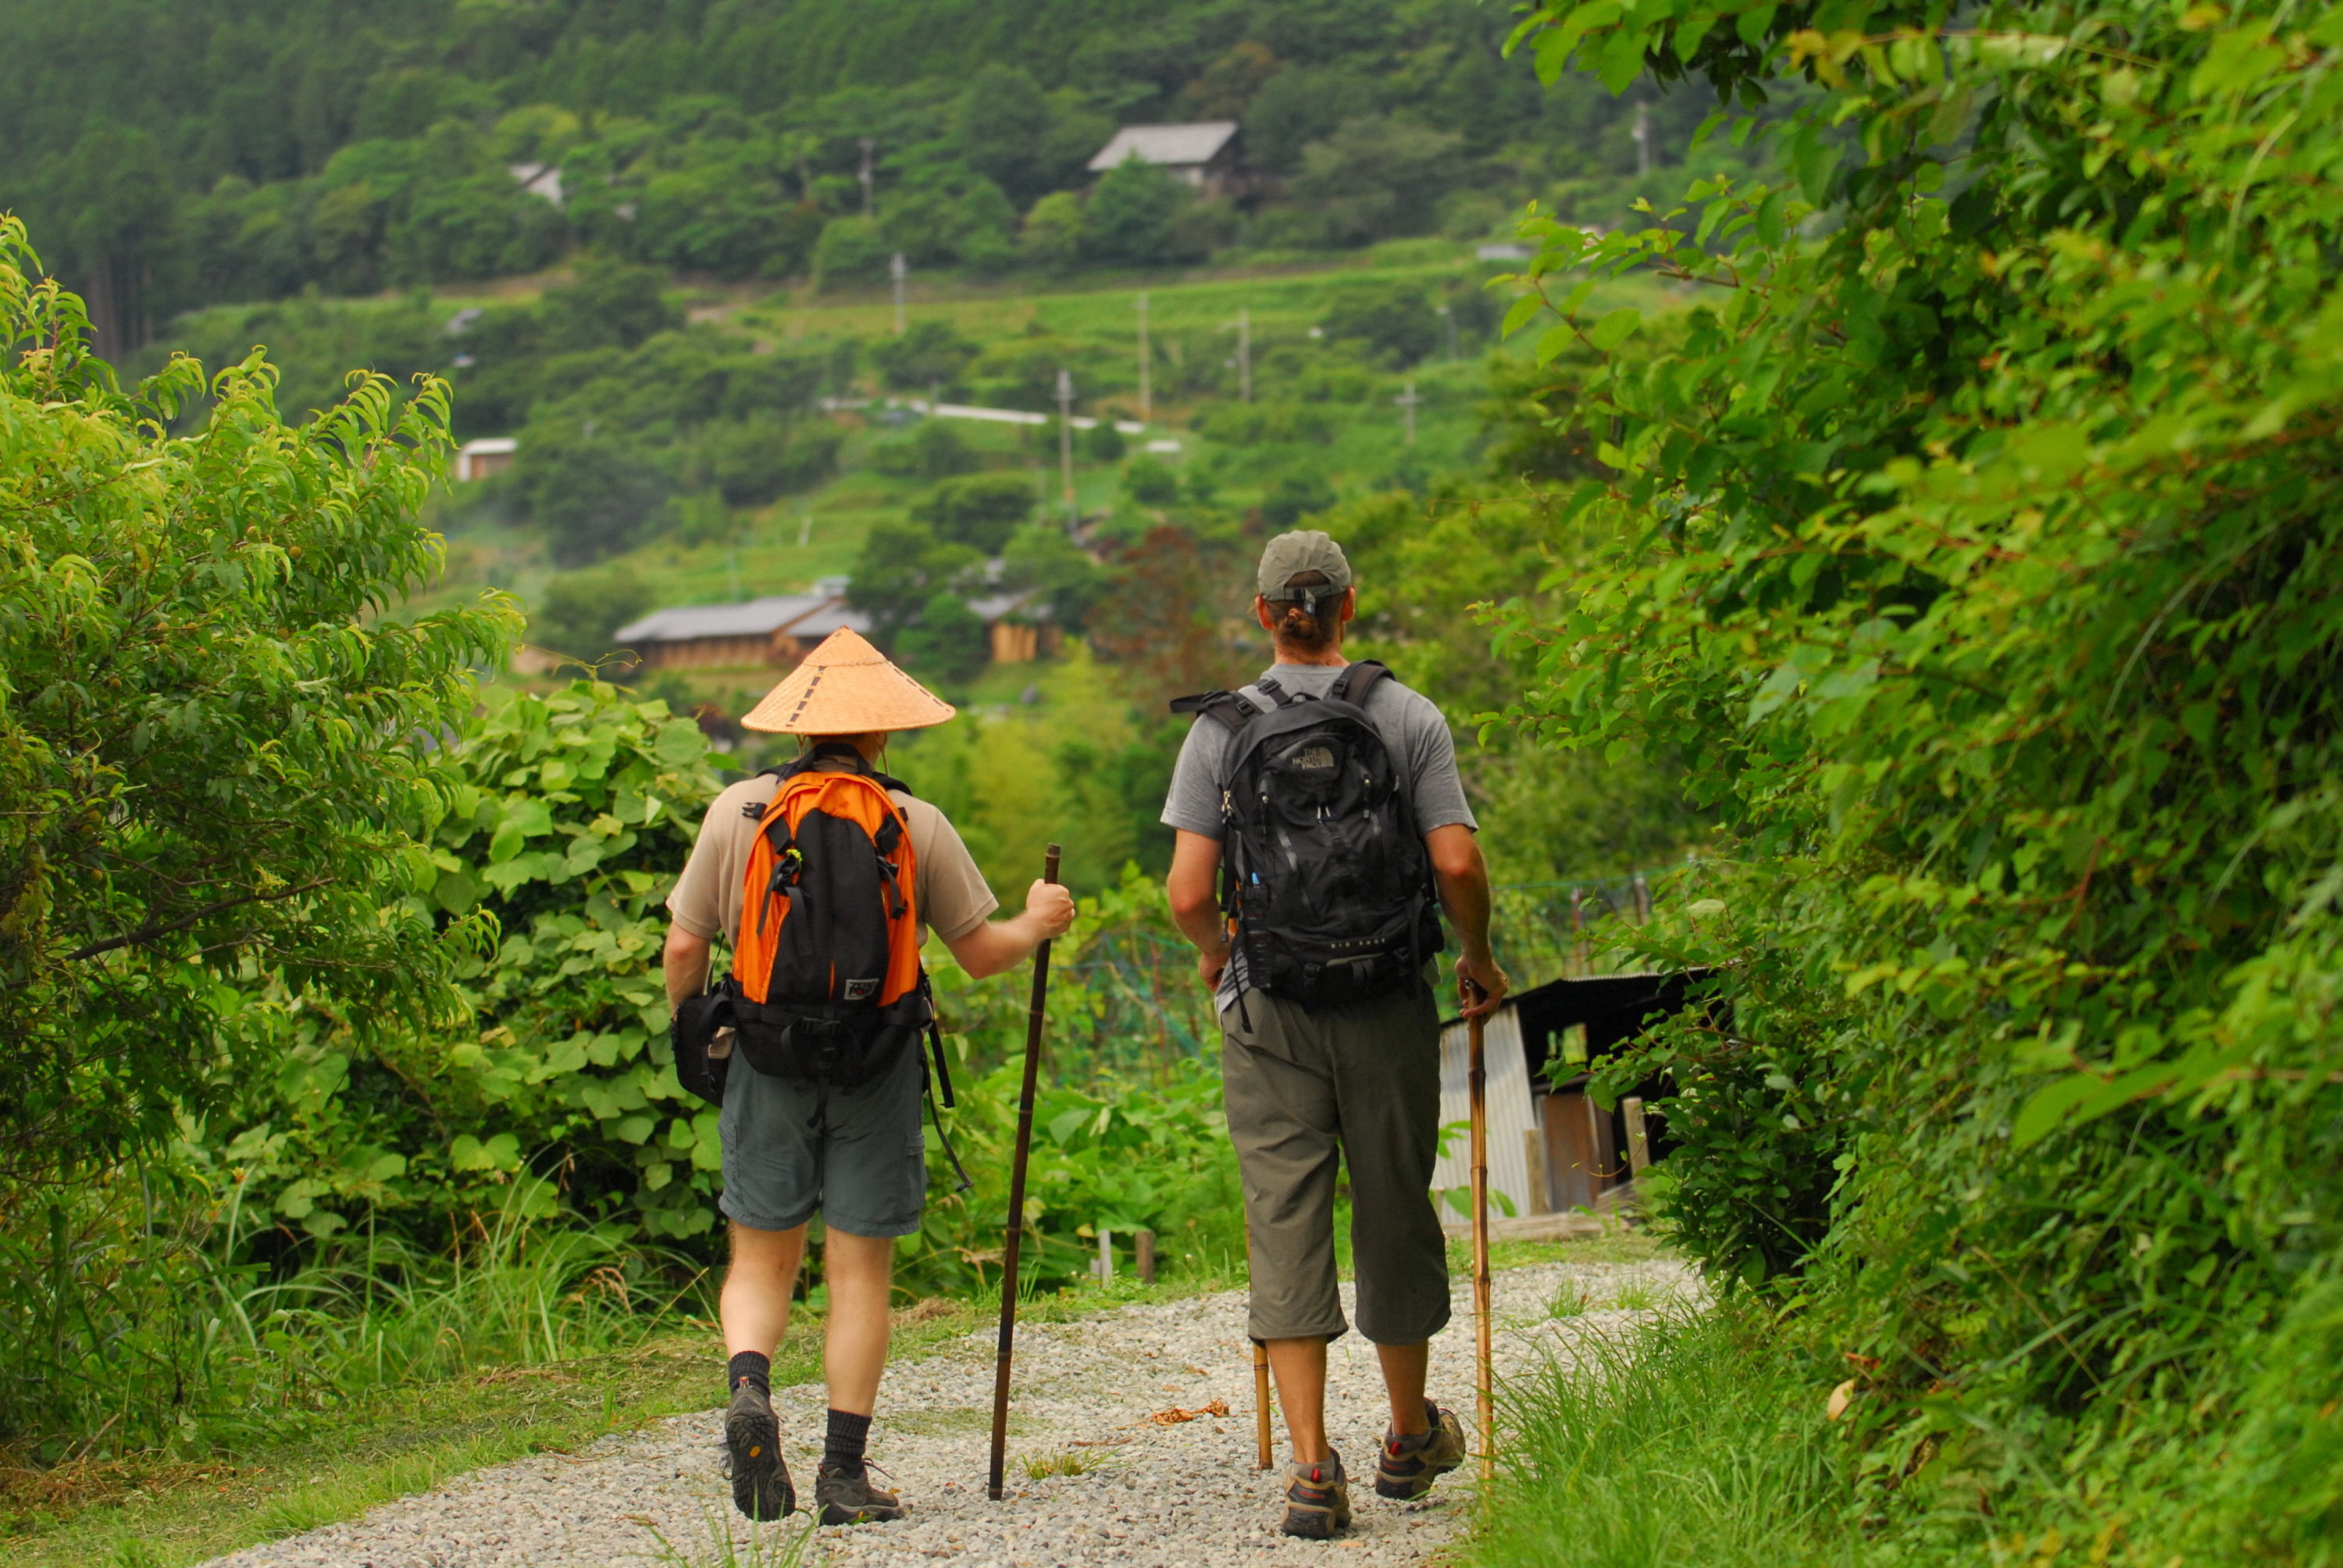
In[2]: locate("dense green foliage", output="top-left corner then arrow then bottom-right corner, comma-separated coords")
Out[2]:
0,218 -> 514,1179
1499,0 -> 2343,1555
0,0 -> 1753,347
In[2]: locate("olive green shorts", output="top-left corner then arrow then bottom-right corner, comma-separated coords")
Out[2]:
1220,984 -> 1452,1345
718,1035 -> 927,1239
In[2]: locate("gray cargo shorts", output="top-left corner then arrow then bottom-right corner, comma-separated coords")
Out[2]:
718,1035 -> 927,1238
1221,983 -> 1451,1345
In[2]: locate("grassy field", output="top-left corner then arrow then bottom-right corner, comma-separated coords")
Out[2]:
7,1231 -> 1667,1567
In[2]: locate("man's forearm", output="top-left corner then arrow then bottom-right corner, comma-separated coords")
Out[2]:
1171,900 -> 1228,957
663,930 -> 712,1011
1436,867 -> 1494,960
1426,825 -> 1496,960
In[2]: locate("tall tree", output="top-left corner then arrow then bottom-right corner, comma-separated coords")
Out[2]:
0,218 -> 517,1177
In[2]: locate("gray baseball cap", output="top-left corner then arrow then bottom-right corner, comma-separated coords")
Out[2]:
1257,530 -> 1353,600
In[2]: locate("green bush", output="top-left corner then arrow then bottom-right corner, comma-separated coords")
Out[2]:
516,423 -> 675,565
1503,0 -> 2343,1555
1079,159 -> 1194,267
911,471 -> 1036,554
872,319 -> 982,392
699,415 -> 843,507
896,590 -> 992,689
812,216 -> 889,293
1080,419 -> 1127,462
0,218 -> 513,1177
1122,453 -> 1179,505
540,259 -> 681,354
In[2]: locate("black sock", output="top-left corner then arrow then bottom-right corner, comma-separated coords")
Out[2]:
1393,1400 -> 1439,1449
728,1351 -> 771,1399
825,1407 -> 872,1477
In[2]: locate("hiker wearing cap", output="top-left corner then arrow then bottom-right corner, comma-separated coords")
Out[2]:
1161,531 -> 1508,1538
661,628 -> 1075,1526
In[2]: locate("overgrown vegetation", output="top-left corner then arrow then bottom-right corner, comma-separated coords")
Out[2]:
1479,0 -> 2343,1559
0,216 -> 514,1182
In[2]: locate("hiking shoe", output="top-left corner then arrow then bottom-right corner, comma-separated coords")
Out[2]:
815,1463 -> 907,1526
723,1381 -> 794,1521
1280,1452 -> 1351,1539
1375,1402 -> 1467,1499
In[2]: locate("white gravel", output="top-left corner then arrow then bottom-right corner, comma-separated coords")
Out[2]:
201,1256 -> 1695,1568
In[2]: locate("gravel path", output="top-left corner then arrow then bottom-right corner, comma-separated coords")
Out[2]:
202,1257 -> 1693,1568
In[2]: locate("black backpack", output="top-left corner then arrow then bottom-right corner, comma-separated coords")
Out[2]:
1170,662 -> 1443,1008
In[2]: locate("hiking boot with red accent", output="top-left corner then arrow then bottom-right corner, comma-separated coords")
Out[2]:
1375,1401 -> 1467,1499
723,1381 -> 794,1520
815,1463 -> 907,1525
1280,1452 -> 1351,1539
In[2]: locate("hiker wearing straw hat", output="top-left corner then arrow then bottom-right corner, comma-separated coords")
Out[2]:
660,627 -> 1075,1527
1161,530 -> 1509,1538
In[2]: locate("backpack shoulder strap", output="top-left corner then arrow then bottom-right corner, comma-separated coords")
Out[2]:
769,745 -> 913,796
1168,689 -> 1261,736
1328,660 -> 1397,706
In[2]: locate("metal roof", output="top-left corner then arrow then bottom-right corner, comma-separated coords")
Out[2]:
613,593 -> 831,644
779,600 -> 873,639
965,590 -> 1051,623
1087,121 -> 1239,173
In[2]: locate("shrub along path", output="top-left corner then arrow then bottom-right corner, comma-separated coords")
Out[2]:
198,1253 -> 1692,1567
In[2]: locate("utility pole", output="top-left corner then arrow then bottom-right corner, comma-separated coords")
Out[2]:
890,253 -> 907,336
1054,369 -> 1079,532
798,512 -> 813,548
1632,102 -> 1652,179
858,137 -> 876,217
1438,303 -> 1457,362
1136,292 -> 1150,426
1395,378 -> 1421,444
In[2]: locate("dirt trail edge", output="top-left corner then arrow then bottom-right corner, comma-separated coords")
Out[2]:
201,1257 -> 1694,1568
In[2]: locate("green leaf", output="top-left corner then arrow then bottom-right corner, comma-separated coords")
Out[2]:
654,718 -> 708,767
2012,1073 -> 2101,1149
1586,307 -> 1642,352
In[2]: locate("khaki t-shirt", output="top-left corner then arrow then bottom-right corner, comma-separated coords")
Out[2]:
667,767 -> 999,950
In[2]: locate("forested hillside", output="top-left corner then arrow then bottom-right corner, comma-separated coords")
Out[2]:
0,0 -> 1728,351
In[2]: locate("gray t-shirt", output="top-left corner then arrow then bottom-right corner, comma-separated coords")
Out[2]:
1160,661 -> 1476,1003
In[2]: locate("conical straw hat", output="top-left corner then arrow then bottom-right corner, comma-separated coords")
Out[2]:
740,628 -> 958,735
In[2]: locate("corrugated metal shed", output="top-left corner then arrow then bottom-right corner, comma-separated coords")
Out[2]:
1433,1007 -> 1537,1224
1088,121 -> 1240,173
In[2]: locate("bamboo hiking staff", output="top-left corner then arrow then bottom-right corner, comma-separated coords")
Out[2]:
987,844 -> 1061,1501
1466,980 -> 1495,1486
1245,1219 -> 1272,1468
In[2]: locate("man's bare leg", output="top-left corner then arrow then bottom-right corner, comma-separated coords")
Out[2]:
1266,1337 -> 1332,1463
821,1228 -> 896,1416
1376,1341 -> 1432,1435
722,1221 -> 807,1357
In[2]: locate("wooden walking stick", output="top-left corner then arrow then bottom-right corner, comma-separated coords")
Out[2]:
1245,1221 -> 1273,1468
987,844 -> 1061,1501
1466,979 -> 1495,1486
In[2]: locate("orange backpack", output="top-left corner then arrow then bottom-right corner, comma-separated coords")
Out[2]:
722,746 -> 950,1127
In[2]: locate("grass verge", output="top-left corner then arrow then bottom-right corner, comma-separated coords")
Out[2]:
15,1231 -> 1653,1567
1465,1299 -> 1850,1568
